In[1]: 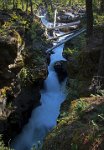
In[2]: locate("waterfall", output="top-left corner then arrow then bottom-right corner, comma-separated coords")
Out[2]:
12,44 -> 67,150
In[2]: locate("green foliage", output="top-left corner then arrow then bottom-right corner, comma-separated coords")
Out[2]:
64,34 -> 86,59
19,67 -> 29,85
64,48 -> 79,59
0,88 -> 7,98
19,61 -> 46,86
30,22 -> 40,40
42,95 -> 104,150
98,90 -> 104,96
66,79 -> 80,100
74,98 -> 88,116
0,135 -> 11,150
71,143 -> 78,150
94,13 -> 104,26
72,34 -> 86,50
0,0 -> 34,10
29,20 -> 45,42
47,6 -> 54,21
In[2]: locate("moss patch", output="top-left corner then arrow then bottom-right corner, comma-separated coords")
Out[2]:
43,96 -> 104,150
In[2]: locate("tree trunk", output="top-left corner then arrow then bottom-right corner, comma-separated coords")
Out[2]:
98,32 -> 104,77
69,0 -> 72,6
100,0 -> 104,12
49,0 -> 54,12
98,32 -> 104,87
21,0 -> 24,10
3,0 -> 8,9
15,0 -> 18,9
86,0 -> 93,37
42,0 -> 48,10
26,0 -> 29,13
13,0 -> 15,9
30,0 -> 33,15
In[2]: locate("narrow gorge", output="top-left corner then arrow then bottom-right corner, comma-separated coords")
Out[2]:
13,44 -> 67,150
0,1 -> 104,150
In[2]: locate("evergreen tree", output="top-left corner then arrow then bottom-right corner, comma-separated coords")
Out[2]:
86,0 -> 93,37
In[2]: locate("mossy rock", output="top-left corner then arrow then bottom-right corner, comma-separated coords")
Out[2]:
42,97 -> 104,150
77,49 -> 101,80
64,47 -> 101,80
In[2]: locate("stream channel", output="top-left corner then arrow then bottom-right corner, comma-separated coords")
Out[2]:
12,41 -> 68,150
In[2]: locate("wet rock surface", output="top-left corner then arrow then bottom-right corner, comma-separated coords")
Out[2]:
54,60 -> 67,82
0,10 -> 50,144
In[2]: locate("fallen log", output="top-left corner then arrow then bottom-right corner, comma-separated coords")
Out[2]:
41,17 -> 80,30
46,28 -> 86,53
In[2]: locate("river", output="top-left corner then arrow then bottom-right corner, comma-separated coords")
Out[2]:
12,43 -> 67,150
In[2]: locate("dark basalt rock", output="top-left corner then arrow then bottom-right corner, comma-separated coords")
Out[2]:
54,60 -> 67,82
2,85 -> 41,145
0,30 -> 22,88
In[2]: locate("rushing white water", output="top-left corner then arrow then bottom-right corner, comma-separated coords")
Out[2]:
13,44 -> 67,150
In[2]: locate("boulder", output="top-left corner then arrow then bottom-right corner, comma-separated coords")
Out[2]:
0,30 -> 23,88
54,60 -> 67,82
